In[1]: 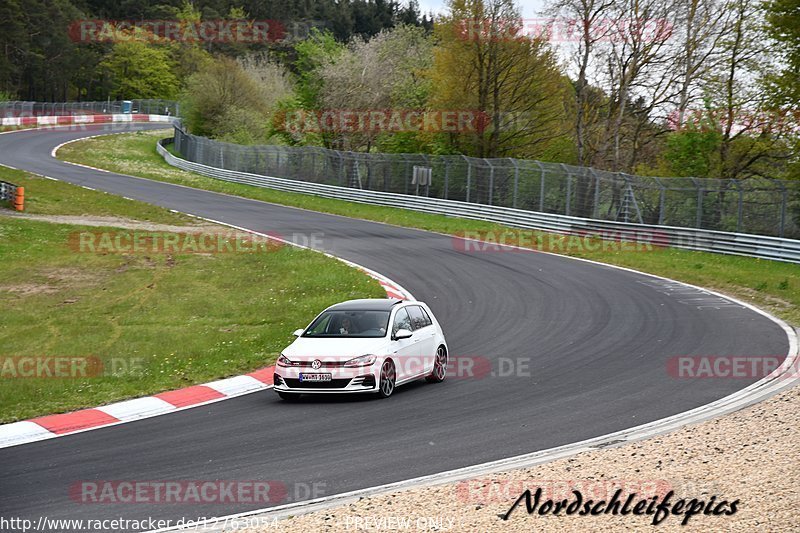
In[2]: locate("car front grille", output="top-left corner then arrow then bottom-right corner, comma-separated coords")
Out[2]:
283,378 -> 352,389
293,361 -> 348,368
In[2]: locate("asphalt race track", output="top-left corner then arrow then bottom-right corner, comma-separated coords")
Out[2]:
0,124 -> 790,531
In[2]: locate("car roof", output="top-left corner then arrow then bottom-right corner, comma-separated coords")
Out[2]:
327,299 -> 405,312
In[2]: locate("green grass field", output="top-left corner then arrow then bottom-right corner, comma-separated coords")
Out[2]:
57,130 -> 800,326
0,165 -> 193,225
0,165 -> 383,422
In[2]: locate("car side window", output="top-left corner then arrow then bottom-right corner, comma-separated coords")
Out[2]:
406,305 -> 429,330
392,308 -> 412,335
419,307 -> 433,327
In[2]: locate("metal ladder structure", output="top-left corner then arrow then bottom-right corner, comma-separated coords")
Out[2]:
616,181 -> 643,224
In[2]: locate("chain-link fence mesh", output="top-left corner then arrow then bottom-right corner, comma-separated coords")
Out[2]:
172,125 -> 800,238
0,100 -> 178,116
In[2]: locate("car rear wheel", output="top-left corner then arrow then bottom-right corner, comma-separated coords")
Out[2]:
378,360 -> 396,398
426,345 -> 447,383
277,391 -> 301,401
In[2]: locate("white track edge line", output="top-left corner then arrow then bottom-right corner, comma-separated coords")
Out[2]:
138,154 -> 799,533
0,127 -> 413,449
8,125 -> 794,529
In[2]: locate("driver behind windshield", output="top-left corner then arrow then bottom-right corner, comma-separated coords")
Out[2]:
339,317 -> 354,334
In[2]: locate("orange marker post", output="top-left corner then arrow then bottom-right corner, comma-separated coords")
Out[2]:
13,186 -> 24,211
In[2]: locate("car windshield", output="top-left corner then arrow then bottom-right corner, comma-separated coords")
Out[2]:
303,310 -> 390,338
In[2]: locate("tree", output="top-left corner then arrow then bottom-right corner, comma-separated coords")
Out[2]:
313,24 -> 433,151
168,0 -> 213,83
293,29 -> 346,110
763,0 -> 800,108
430,0 -> 571,158
101,33 -> 180,99
182,55 -> 290,144
547,0 -> 618,167
670,0 -> 732,129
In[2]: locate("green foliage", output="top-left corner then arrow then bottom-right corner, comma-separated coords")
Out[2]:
293,30 -> 346,110
101,36 -> 180,99
763,0 -> 800,106
182,57 -> 273,142
663,127 -> 722,178
0,0 -> 83,99
428,0 -> 571,158
0,0 -> 426,101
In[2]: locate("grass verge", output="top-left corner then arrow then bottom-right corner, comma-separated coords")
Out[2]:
56,130 -> 800,325
0,164 -> 383,422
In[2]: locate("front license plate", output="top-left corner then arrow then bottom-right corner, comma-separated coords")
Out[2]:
299,373 -> 332,382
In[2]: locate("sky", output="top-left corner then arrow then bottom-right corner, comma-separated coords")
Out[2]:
416,0 -> 548,18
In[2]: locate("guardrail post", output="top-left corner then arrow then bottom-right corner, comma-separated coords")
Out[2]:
404,159 -> 411,195
444,159 -> 450,200
561,164 -> 571,216
535,161 -> 545,211
696,184 -> 703,228
779,186 -> 787,238
486,159 -> 494,205
736,181 -> 743,233
466,159 -> 472,203
510,158 -> 519,208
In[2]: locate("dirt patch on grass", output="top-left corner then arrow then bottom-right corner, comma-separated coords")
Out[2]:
41,267 -> 100,283
1,266 -> 106,297
0,282 -> 60,295
0,210 -> 223,233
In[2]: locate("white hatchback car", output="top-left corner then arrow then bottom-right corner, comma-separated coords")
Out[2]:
274,299 -> 448,400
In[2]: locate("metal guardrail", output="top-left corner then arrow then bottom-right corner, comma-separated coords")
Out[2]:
157,138 -> 800,263
0,181 -> 23,211
0,100 -> 179,117
172,125 -> 800,240
0,181 -> 16,202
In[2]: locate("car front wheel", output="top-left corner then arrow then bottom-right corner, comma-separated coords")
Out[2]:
426,345 -> 447,383
378,360 -> 396,398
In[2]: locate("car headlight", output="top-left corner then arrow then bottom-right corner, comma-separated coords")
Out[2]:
343,354 -> 377,368
277,354 -> 299,367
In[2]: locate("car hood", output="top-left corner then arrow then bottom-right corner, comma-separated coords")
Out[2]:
283,337 -> 389,361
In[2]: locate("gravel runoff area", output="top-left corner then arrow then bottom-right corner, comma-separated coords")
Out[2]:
248,371 -> 800,532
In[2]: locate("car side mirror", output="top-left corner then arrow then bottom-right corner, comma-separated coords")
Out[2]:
393,328 -> 413,340
292,329 -> 304,337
